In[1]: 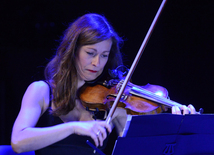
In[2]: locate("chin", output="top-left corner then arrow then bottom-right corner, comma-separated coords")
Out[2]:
84,75 -> 99,82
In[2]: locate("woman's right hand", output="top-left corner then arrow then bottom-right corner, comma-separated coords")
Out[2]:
71,121 -> 111,147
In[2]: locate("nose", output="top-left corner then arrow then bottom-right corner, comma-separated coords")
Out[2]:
92,55 -> 100,67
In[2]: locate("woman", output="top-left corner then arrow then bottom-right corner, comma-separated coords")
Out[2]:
11,13 -> 196,155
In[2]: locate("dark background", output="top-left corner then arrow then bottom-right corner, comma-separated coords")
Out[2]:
1,0 -> 214,151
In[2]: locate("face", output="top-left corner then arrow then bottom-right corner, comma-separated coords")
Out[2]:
75,38 -> 112,81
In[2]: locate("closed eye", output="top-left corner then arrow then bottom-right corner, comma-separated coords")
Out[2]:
86,51 -> 95,56
101,54 -> 109,58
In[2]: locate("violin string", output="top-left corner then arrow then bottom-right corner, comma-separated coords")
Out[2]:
120,81 -> 185,108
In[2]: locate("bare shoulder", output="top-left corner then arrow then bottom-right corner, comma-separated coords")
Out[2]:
24,81 -> 50,114
27,81 -> 50,98
29,81 -> 49,91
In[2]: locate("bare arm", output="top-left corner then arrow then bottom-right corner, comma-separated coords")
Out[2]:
11,81 -> 111,153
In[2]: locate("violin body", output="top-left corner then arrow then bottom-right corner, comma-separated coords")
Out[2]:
79,80 -> 169,115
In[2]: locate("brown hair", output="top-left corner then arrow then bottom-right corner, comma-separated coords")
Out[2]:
45,13 -> 123,116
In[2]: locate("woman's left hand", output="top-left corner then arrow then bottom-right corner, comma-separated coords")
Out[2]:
172,104 -> 196,115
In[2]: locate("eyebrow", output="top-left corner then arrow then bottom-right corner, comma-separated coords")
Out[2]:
86,47 -> 110,53
86,47 -> 97,51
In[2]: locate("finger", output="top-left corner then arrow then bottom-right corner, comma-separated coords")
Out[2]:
97,121 -> 112,133
92,126 -> 105,146
98,126 -> 107,139
181,105 -> 189,115
101,121 -> 112,133
96,130 -> 104,146
188,104 -> 196,114
172,106 -> 181,115
105,124 -> 112,133
96,125 -> 108,146
171,106 -> 176,114
91,133 -> 99,147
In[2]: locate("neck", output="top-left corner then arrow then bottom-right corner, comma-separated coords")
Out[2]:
77,78 -> 85,89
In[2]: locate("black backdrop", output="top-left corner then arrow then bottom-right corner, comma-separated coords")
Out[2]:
1,0 -> 214,149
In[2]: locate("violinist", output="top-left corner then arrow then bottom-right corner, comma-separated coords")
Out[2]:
11,13 -> 197,155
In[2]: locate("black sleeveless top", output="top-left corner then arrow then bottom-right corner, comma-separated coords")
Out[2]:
35,81 -> 109,155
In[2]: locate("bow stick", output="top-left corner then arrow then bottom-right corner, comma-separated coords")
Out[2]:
105,0 -> 168,124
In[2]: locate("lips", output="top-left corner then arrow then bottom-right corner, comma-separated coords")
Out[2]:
88,69 -> 98,73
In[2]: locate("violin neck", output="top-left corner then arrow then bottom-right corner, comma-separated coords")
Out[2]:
129,85 -> 183,108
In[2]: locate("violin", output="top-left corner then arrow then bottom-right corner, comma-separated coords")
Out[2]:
79,79 -> 203,115
79,79 -> 169,115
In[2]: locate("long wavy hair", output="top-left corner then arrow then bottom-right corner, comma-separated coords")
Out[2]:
44,13 -> 123,116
